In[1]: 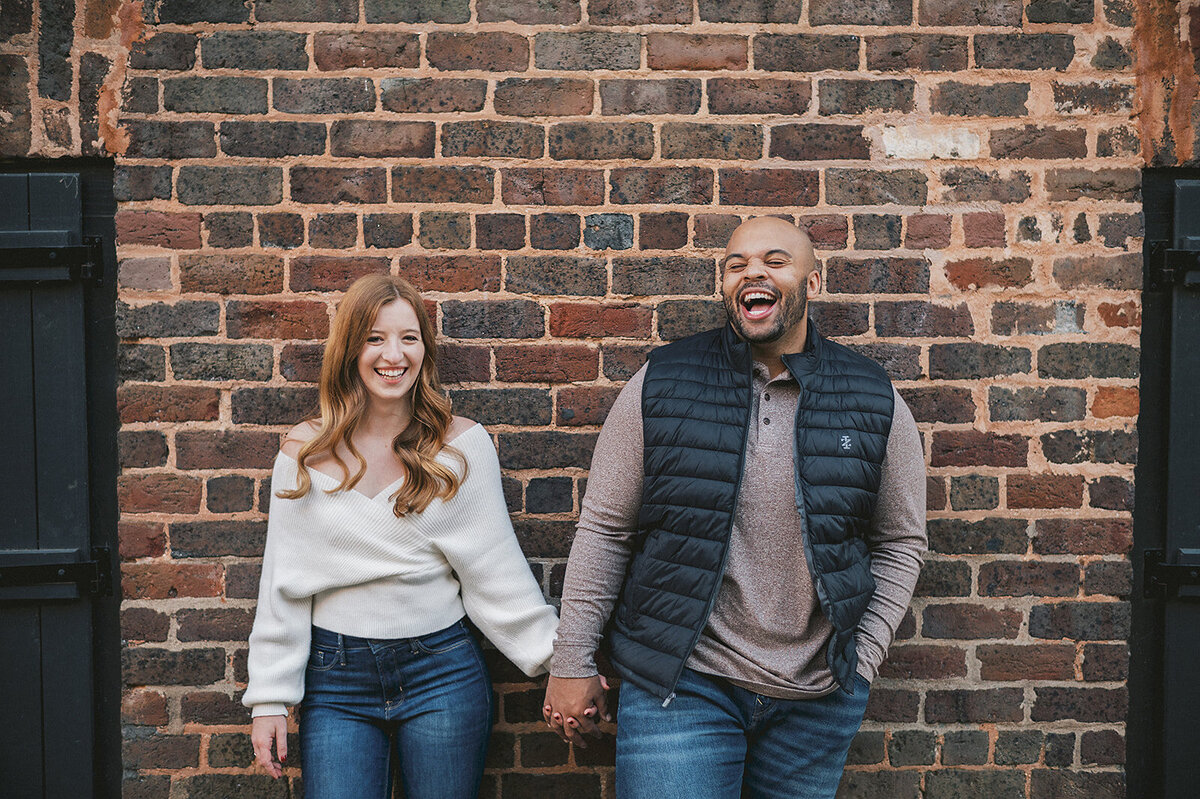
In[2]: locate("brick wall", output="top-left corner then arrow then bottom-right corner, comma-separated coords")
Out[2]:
1,1 -> 1153,797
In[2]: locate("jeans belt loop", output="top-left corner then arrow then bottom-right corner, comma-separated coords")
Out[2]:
336,632 -> 347,665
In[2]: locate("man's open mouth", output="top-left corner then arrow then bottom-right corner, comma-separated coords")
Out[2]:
739,287 -> 779,321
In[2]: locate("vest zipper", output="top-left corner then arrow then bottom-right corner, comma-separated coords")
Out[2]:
661,371 -> 756,705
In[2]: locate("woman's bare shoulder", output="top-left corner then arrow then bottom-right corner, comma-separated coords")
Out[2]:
281,419 -> 322,458
446,415 -> 478,444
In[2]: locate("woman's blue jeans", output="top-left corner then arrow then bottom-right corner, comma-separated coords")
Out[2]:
615,667 -> 870,799
299,620 -> 493,799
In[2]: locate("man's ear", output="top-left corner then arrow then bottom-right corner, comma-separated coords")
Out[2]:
806,268 -> 822,300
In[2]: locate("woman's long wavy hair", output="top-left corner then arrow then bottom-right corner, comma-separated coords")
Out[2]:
277,274 -> 465,516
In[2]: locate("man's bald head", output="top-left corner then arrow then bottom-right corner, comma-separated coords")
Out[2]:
723,217 -> 816,275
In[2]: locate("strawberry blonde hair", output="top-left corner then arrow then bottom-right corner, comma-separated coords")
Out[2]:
277,274 -> 464,516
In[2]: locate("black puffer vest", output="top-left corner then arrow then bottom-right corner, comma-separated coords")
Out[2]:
607,321 -> 894,701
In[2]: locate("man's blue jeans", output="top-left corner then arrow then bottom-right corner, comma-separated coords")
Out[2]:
298,621 -> 493,799
616,667 -> 870,799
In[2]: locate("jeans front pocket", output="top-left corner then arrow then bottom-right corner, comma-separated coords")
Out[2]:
307,644 -> 343,672
413,621 -> 471,656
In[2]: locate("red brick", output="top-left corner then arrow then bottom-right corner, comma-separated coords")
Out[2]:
392,166 -> 494,204
799,214 -> 849,249
719,168 -> 818,206
931,431 -> 1028,467
1034,519 -> 1132,555
287,256 -> 387,293
176,430 -> 280,470
427,32 -> 529,72
116,211 -> 202,249
640,212 -> 690,249
176,607 -> 255,642
395,255 -> 502,293
314,32 -> 419,70
558,386 -> 621,426
180,254 -> 283,295
978,644 -> 1076,681
291,166 -> 387,204
495,345 -> 599,382
121,562 -> 223,600
119,473 -> 203,514
438,343 -> 492,384
708,78 -> 811,114
1007,474 -> 1084,509
991,125 -> 1087,159
120,520 -> 167,560
1098,301 -> 1141,328
494,78 -> 593,116
905,214 -> 952,248
963,212 -> 1006,247
502,168 -> 605,206
647,34 -> 747,70
922,603 -> 1022,639
122,607 -> 171,643
550,302 -> 653,338
590,0 -> 691,24
226,300 -> 330,339
118,385 -> 221,423
122,689 -> 169,726
1092,386 -> 1138,418
600,79 -> 701,115
478,0 -> 580,23
877,645 -> 967,679
330,120 -> 434,158
979,561 -> 1080,597
380,77 -> 487,113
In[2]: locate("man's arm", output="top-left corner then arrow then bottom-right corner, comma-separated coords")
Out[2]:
855,389 -> 928,682
544,366 -> 647,745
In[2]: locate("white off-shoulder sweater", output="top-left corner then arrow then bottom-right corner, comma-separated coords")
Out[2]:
243,424 -> 559,717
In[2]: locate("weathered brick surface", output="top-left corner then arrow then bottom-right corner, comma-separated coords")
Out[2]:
0,0 -> 1140,792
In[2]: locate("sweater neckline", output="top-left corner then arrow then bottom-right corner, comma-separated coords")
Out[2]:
277,423 -> 485,502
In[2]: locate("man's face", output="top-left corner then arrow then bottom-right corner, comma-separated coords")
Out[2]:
720,218 -> 818,346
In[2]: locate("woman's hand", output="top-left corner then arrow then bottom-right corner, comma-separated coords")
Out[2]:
250,714 -> 288,778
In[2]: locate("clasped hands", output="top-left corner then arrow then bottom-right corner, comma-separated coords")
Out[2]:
542,674 -> 613,748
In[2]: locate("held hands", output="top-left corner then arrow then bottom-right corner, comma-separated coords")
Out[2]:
543,674 -> 613,748
250,714 -> 288,779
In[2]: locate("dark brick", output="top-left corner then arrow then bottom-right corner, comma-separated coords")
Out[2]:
115,166 -> 172,202
932,81 -> 1028,116
535,32 -> 640,70
177,774 -> 290,799
590,0 -> 691,24
695,214 -> 742,247
611,167 -> 713,204
124,120 -> 216,159
178,166 -> 282,206
363,214 -> 413,248
37,0 -> 74,100
550,122 -> 654,160
503,169 -> 605,206
919,0 -> 1021,24
442,121 -> 542,159
1053,252 -> 1140,290
943,730 -> 990,765
120,344 -> 167,382
828,169 -> 926,205
927,517 -> 1027,555
207,733 -> 256,768
123,76 -> 158,114
498,432 -> 598,470
171,343 -> 273,381
1053,81 -> 1133,115
905,214 -> 951,248
899,387 -> 973,424
878,644 -> 966,679
364,0 -> 469,22
826,257 -> 927,294
819,79 -> 914,114
989,386 -> 1086,422
992,300 -> 1083,335
802,215 -> 850,249
810,0 -> 909,24
123,729 -> 200,769
207,475 -> 255,513
477,0 -> 578,22
614,256 -> 713,296
888,729 -> 936,766
1041,429 -> 1137,465
202,213 -> 253,248
924,603 -> 1021,640
1032,769 -> 1124,799
838,771 -> 922,799
438,344 -> 491,384
657,299 -> 726,340
309,213 -> 357,249
418,212 -> 470,250
990,125 -> 1087,159
449,389 -> 551,426
120,431 -> 169,470
507,256 -> 606,296
201,31 -> 307,70
1028,0 -> 1092,22
925,770 -> 1025,799
280,343 -> 324,383
291,256 -> 389,292
226,300 -> 329,340
219,121 -> 324,158
530,213 -> 580,250
1033,687 -> 1126,723
331,120 -> 434,158
949,475 -> 999,511
1082,643 -> 1129,682
258,213 -> 304,249
601,79 -> 701,115
558,385 -> 621,426
755,34 -> 860,72
526,476 -> 574,513
117,301 -> 220,339
1030,601 -> 1129,641
808,302 -> 869,336
585,214 -> 634,250
258,0 -> 355,20
852,215 -> 902,249
476,214 -> 525,250
996,731 -> 1043,765
708,78 -> 811,114
924,688 -> 1024,723
929,343 -> 1030,379
442,300 -> 544,339
427,32 -> 528,71
976,33 -> 1075,70
933,431 -> 1028,468
163,76 -> 266,114
661,124 -> 760,161
939,167 -> 1031,203
155,0 -> 250,22
720,169 -> 818,206
771,124 -> 869,160
640,212 -> 689,249
1093,37 -> 1133,71
381,78 -> 486,112
177,607 -> 254,642
698,0 -> 802,23
123,647 -> 225,686
237,386 -> 320,425
494,77 -> 592,117
979,561 -> 1080,597
392,166 -> 492,204
1038,343 -> 1139,379
130,32 -> 197,70
845,731 -> 885,766
176,431 -> 279,470
647,33 -> 747,70
866,34 -> 967,71
1088,476 -> 1133,511
274,78 -> 374,114
501,774 -> 601,797
874,301 -> 974,337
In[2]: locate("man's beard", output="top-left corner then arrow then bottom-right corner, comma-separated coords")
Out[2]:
723,285 -> 807,344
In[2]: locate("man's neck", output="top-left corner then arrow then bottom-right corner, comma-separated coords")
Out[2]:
747,316 -> 809,378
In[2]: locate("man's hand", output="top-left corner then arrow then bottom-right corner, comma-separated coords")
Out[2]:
543,675 -> 612,748
251,714 -> 288,778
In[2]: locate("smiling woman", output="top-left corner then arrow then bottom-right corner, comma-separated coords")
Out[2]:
243,274 -> 559,799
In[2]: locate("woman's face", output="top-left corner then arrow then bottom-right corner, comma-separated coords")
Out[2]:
356,299 -> 426,412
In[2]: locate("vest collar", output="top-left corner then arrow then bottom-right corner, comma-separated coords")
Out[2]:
719,318 -> 824,378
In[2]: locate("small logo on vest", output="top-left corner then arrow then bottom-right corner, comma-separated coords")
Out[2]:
840,434 -> 853,451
